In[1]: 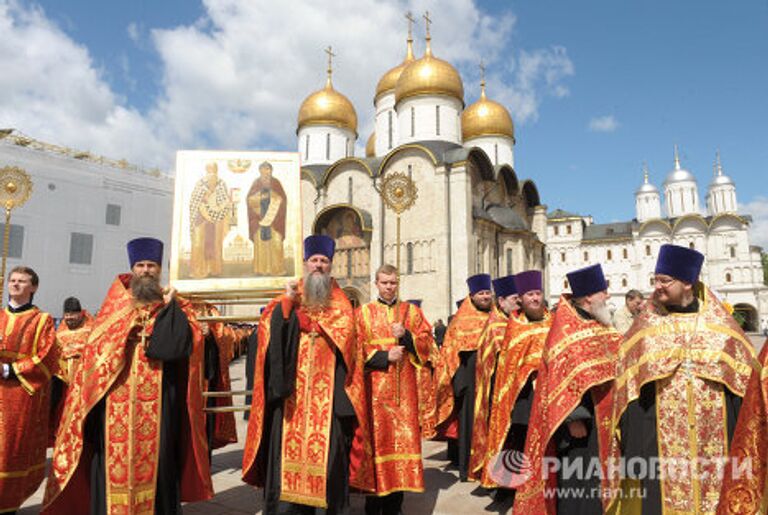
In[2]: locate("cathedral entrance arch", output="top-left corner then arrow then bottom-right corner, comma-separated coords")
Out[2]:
313,205 -> 373,302
733,303 -> 758,332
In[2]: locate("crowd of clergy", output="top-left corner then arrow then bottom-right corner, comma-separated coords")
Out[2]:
0,234 -> 766,515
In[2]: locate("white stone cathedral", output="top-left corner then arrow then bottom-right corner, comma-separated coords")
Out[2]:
546,147 -> 767,331
295,20 -> 547,320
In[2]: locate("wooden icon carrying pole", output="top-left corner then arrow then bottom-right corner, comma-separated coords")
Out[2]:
0,166 -> 32,302
379,172 -> 418,405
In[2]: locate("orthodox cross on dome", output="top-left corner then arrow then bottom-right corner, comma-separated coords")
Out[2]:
673,144 -> 681,170
324,45 -> 336,86
479,59 -> 487,98
643,161 -> 650,183
405,11 -> 415,41
423,11 -> 433,54
714,149 -> 723,177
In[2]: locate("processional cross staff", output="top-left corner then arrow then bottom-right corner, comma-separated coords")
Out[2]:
0,166 -> 32,301
379,171 -> 418,405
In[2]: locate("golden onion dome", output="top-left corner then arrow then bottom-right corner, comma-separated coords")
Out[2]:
395,38 -> 464,105
365,132 -> 375,157
461,82 -> 514,141
375,38 -> 415,101
297,76 -> 358,134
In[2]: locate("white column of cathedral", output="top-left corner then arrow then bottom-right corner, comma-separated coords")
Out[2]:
663,145 -> 700,217
707,150 -> 738,215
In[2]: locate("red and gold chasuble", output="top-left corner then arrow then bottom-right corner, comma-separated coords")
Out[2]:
194,303 -> 238,449
515,296 -> 621,513
717,340 -> 768,515
356,300 -> 433,495
468,306 -> 508,480
43,274 -> 213,514
610,286 -> 757,515
433,297 -> 492,438
478,308 -> 551,487
54,311 -> 94,384
242,280 -> 374,508
0,307 -> 56,512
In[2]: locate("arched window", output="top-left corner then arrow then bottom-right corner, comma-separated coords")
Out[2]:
567,225 -> 572,235
725,272 -> 732,283
387,111 -> 393,149
622,278 -> 628,288
563,279 -> 568,289
645,244 -> 651,256
554,226 -> 560,236
622,248 -> 628,259
689,241 -> 695,249
494,144 -> 498,165
325,133 -> 331,160
435,105 -> 441,135
406,242 -> 414,274
607,249 -> 613,261
560,252 -> 566,263
506,248 -> 513,275
583,251 -> 589,261
410,107 -> 415,137
730,246 -> 736,258
305,134 -> 310,160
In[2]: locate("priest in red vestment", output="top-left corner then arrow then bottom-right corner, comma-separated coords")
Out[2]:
0,266 -> 56,514
514,264 -> 621,514
434,273 -> 494,482
242,235 -> 373,514
717,339 -> 768,514
43,237 -> 213,514
356,265 -> 434,514
611,244 -> 756,514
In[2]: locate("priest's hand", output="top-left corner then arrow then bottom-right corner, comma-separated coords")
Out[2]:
388,346 -> 405,363
200,322 -> 210,336
163,286 -> 177,304
567,420 -> 588,439
391,323 -> 406,339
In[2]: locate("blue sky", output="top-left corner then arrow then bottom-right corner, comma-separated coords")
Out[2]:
3,0 -> 767,241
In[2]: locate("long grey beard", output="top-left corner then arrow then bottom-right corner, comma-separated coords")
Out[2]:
591,301 -> 613,327
130,274 -> 164,303
304,272 -> 332,308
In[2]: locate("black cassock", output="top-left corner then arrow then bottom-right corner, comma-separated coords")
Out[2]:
84,299 -> 192,515
452,349 -> 478,482
257,306 -> 355,515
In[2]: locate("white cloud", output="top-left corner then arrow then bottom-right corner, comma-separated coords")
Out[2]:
0,0 -> 574,169
741,196 -> 768,250
589,115 -> 619,132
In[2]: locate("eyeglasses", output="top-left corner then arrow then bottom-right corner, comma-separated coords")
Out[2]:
653,276 -> 677,288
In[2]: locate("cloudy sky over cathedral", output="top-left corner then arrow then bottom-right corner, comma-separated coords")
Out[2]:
1,0 -> 765,244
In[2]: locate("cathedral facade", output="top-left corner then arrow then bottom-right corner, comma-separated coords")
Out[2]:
295,31 -> 547,321
546,148 -> 768,331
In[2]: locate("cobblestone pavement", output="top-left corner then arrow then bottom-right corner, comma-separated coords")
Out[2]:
19,334 -> 767,514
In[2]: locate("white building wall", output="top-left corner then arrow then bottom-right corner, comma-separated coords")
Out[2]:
297,126 -> 356,166
374,93 -> 398,156
0,140 -> 173,316
636,192 -> 661,222
396,95 -> 463,145
463,136 -> 514,167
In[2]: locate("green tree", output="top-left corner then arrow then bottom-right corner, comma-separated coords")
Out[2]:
763,251 -> 768,285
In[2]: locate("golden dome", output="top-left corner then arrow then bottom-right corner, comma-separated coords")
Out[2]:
375,39 -> 415,101
365,132 -> 375,157
461,82 -> 514,140
395,39 -> 464,105
297,76 -> 358,134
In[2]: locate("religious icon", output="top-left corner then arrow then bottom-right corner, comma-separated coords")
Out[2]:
170,150 -> 302,293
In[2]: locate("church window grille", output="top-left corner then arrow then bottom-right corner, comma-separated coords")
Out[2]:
410,107 -> 415,137
70,232 -> 94,265
506,249 -> 513,275
560,252 -> 566,263
622,248 -> 628,259
305,135 -> 310,160
436,105 -> 441,135
326,133 -> 331,160
0,224 -> 24,258
388,111 -> 393,149
607,249 -> 612,261
726,272 -> 732,283
407,242 -> 414,274
106,204 -> 121,226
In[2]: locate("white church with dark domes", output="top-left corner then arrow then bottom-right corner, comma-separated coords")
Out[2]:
546,147 -> 767,331
296,18 -> 547,320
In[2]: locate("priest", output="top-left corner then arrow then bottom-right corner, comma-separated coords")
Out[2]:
43,238 -> 213,514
